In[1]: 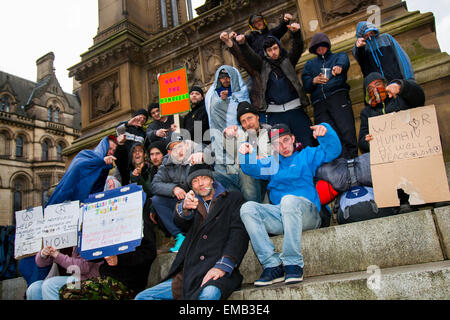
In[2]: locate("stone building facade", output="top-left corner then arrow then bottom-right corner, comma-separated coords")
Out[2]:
0,52 -> 81,226
66,0 -> 450,163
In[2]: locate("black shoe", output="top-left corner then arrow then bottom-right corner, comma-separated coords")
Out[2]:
254,265 -> 285,287
284,265 -> 303,284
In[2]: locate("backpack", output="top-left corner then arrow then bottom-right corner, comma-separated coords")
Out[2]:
335,185 -> 397,224
0,225 -> 18,280
333,158 -> 397,224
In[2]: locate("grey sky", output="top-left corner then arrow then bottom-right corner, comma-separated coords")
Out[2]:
0,0 -> 448,94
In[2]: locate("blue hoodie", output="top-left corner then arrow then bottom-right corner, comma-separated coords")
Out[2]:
239,122 -> 341,211
352,21 -> 414,82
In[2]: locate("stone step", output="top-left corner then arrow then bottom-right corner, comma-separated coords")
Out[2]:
228,260 -> 450,300
148,207 -> 449,288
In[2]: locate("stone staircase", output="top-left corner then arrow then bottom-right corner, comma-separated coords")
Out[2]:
2,206 -> 449,300
147,206 -> 450,300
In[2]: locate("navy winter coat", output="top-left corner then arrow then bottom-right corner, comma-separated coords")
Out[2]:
302,50 -> 350,105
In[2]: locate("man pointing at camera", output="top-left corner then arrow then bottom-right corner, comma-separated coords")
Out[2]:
136,164 -> 249,300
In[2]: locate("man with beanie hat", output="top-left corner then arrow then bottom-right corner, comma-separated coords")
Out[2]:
223,101 -> 272,203
135,164 -> 249,300
181,85 -> 210,145
146,102 -> 176,144
114,109 -> 148,186
302,32 -> 358,159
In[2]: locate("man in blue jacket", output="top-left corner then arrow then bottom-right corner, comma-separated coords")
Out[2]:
238,122 -> 341,286
302,32 -> 357,159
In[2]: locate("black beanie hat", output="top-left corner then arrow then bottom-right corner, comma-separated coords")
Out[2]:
133,108 -> 148,121
147,103 -> 160,115
186,163 -> 214,187
148,140 -> 168,156
237,101 -> 259,124
189,86 -> 204,96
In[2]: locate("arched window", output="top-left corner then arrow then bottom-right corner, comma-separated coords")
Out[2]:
0,96 -> 11,112
41,176 -> 51,206
48,107 -> 53,121
54,108 -> 59,123
16,136 -> 24,157
56,142 -> 65,161
0,133 -> 7,155
13,178 -> 25,214
42,140 -> 49,161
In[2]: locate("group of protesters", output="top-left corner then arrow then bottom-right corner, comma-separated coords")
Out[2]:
22,12 -> 429,301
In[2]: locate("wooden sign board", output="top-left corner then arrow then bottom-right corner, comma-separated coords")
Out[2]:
158,67 -> 191,117
369,105 -> 450,207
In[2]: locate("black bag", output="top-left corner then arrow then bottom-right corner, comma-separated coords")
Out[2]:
316,153 -> 372,192
0,226 -> 18,280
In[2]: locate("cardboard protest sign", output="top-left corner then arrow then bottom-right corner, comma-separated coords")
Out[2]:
79,184 -> 143,260
42,201 -> 81,250
369,105 -> 450,207
158,67 -> 190,117
14,206 -> 44,259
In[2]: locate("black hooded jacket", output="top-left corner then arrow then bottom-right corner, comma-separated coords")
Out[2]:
358,72 -> 426,153
245,14 -> 289,57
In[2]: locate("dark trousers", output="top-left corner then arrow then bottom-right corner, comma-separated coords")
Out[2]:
151,195 -> 182,237
262,108 -> 315,147
313,91 -> 358,159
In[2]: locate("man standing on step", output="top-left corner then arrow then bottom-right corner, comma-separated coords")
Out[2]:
238,122 -> 341,286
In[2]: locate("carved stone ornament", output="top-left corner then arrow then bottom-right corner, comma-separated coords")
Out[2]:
319,0 -> 379,24
91,73 -> 120,120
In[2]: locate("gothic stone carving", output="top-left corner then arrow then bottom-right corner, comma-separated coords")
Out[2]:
91,73 -> 120,120
319,0 -> 380,24
173,51 -> 203,88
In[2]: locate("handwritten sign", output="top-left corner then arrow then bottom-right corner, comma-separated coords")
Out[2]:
80,185 -> 143,260
369,105 -> 450,207
14,206 -> 44,259
43,201 -> 81,250
158,68 -> 190,116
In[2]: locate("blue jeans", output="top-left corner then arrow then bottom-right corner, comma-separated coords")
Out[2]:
134,278 -> 222,300
26,276 -> 77,300
240,195 -> 321,269
152,195 -> 183,237
213,164 -> 266,202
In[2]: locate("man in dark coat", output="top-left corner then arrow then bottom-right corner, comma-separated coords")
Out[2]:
135,164 -> 249,300
181,86 -> 210,144
302,32 -> 357,159
219,13 -> 293,108
358,72 -> 425,153
146,102 -> 176,144
236,23 -> 314,147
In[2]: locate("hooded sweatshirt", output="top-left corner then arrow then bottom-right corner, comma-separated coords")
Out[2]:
246,14 -> 289,57
302,32 -> 351,104
352,21 -> 415,82
205,65 -> 250,166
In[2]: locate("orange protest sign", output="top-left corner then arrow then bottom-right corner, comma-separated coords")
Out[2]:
158,68 -> 191,116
